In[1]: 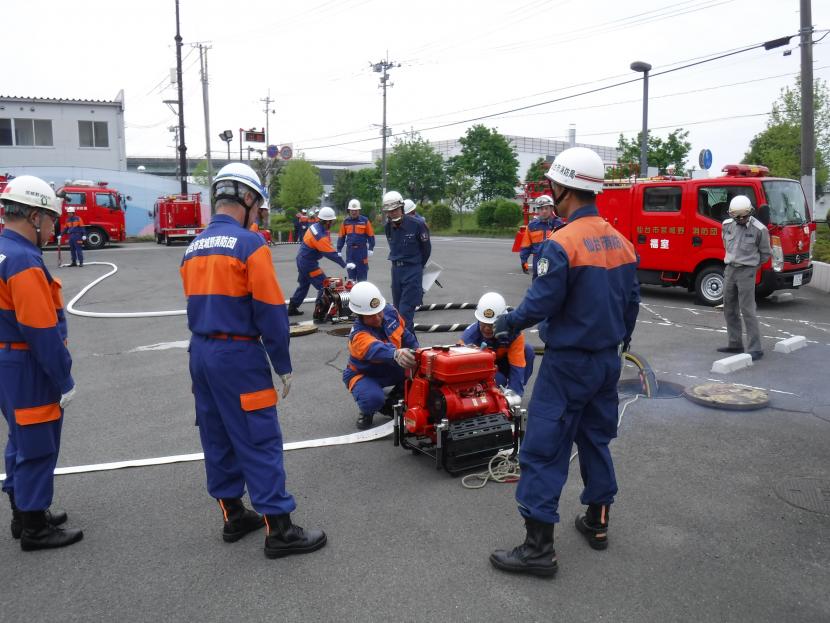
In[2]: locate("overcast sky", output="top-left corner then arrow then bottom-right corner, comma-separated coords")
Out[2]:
4,0 -> 829,174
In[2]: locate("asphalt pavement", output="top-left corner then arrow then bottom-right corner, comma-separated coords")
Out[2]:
2,237 -> 828,623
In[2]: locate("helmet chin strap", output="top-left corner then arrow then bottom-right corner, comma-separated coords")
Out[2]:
30,211 -> 45,248
551,187 -> 569,218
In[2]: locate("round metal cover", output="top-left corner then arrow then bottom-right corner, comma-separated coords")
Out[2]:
773,477 -> 830,515
289,323 -> 318,337
326,326 -> 352,337
683,382 -> 769,411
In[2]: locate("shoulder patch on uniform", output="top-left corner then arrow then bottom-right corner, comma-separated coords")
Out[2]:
537,258 -> 549,276
751,219 -> 766,231
722,218 -> 734,225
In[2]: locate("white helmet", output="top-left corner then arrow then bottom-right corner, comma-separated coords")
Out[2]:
66,206 -> 76,213
382,190 -> 404,212
403,199 -> 416,214
348,281 -> 387,315
212,163 -> 268,205
318,206 -> 336,221
348,198 -> 361,211
475,292 -> 508,324
728,195 -> 753,218
545,147 -> 605,194
0,175 -> 60,217
534,195 -> 554,210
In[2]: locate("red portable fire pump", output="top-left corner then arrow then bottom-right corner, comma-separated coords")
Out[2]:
393,345 -> 524,474
312,277 -> 355,323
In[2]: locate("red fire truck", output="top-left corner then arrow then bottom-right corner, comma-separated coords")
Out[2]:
56,180 -> 127,249
595,164 -> 815,305
153,193 -> 204,245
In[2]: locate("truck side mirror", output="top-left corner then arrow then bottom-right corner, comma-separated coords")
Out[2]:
757,203 -> 770,226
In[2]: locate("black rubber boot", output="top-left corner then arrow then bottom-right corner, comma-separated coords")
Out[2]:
19,510 -> 83,551
575,503 -> 609,550
8,492 -> 67,540
355,413 -> 374,430
219,498 -> 265,543
287,304 -> 304,316
263,513 -> 327,559
489,517 -> 558,578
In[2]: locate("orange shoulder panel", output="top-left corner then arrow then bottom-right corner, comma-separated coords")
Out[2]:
349,331 -> 379,360
365,220 -> 375,236
0,278 -> 12,312
181,253 -> 249,298
8,267 -> 58,329
553,217 -> 637,270
246,245 -> 285,305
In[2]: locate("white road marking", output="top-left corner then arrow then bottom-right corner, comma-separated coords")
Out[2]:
129,340 -> 189,352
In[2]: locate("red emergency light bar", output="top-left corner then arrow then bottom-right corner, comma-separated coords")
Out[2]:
722,164 -> 769,178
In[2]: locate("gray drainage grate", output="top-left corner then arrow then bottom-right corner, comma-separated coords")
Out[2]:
773,478 -> 830,515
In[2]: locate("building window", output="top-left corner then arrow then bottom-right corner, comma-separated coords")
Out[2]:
643,186 -> 682,212
78,120 -> 109,148
0,118 -> 53,147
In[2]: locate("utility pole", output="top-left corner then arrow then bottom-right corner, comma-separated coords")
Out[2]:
197,43 -> 213,198
800,0 -> 815,212
260,90 -> 276,197
174,0 -> 187,195
372,55 -> 399,195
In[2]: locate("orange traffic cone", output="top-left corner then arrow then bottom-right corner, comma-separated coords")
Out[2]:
288,230 -> 294,243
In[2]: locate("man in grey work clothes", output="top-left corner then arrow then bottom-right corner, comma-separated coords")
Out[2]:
717,195 -> 772,361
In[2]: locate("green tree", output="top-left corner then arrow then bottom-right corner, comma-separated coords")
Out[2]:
193,160 -> 209,186
448,125 -> 519,200
770,77 -> 830,162
250,157 -> 284,209
445,169 -> 478,230
332,169 -> 357,212
525,157 -> 548,182
743,123 -> 828,192
493,201 -> 522,228
277,159 -> 322,211
385,134 -> 446,204
608,129 -> 691,177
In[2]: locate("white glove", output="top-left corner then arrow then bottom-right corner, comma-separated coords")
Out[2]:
393,349 -> 416,369
345,262 -> 356,271
60,386 -> 76,408
368,250 -> 374,257
279,373 -> 292,399
82,236 -> 87,241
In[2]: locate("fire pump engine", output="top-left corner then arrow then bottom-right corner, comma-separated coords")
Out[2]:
312,277 -> 355,323
596,164 -> 815,305
153,193 -> 204,245
393,346 -> 523,474
56,180 -> 127,249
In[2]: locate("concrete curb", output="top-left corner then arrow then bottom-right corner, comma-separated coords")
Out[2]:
806,261 -> 830,293
774,336 -> 807,353
711,353 -> 753,374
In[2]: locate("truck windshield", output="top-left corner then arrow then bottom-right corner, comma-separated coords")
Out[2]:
762,180 -> 809,225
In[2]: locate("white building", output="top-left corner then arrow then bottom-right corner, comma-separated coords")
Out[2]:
0,93 -> 127,172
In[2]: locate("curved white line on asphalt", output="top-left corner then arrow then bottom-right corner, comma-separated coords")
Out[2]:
0,421 -> 393,480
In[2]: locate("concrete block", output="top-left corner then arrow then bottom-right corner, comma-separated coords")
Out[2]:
767,292 -> 794,303
807,261 -> 830,293
711,353 -> 753,374
774,335 -> 807,353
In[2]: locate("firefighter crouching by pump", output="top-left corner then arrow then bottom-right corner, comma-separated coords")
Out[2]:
458,292 -> 535,398
0,175 -> 82,551
383,190 -> 431,329
337,198 -> 375,282
489,147 -> 640,578
519,195 -> 564,278
342,282 -> 419,430
65,206 -> 86,267
180,163 -> 326,559
287,207 -> 353,316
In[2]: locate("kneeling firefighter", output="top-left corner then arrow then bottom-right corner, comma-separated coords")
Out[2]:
342,282 -> 419,430
180,163 -> 326,559
459,292 -> 535,397
489,147 -> 640,578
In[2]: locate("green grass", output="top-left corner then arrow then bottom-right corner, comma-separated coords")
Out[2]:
814,226 -> 830,263
428,212 -> 519,237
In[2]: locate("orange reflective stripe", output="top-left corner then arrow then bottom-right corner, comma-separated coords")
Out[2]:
349,331 -> 379,360
389,323 -> 404,349
50,278 -> 64,311
354,225 -> 366,235
247,245 -> 286,305
348,373 -> 364,391
365,221 -> 375,236
9,267 -> 58,329
15,403 -> 61,426
0,342 -> 30,350
507,333 -> 526,367
0,277 -> 12,312
521,228 -> 531,249
309,268 -> 323,278
181,254 -> 248,298
529,230 -> 545,244
240,387 -> 278,411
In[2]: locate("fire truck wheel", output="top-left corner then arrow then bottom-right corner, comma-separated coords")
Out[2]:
164,235 -> 172,246
84,228 -> 108,250
694,265 -> 725,306
156,234 -> 164,244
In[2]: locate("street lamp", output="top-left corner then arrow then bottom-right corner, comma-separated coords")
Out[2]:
630,61 -> 652,177
218,130 -> 233,161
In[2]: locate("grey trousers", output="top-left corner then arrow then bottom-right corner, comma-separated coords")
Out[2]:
723,264 -> 762,353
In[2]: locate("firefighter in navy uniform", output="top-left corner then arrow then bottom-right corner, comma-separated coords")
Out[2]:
403,198 -> 426,224
489,147 -> 640,578
342,282 -> 418,430
383,190 -> 431,329
180,163 -> 326,559
337,198 -> 375,282
64,206 -> 86,267
0,175 -> 82,551
287,206 -> 351,316
519,195 -> 564,278
458,292 -> 535,397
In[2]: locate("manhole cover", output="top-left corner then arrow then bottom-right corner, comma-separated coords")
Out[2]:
289,323 -> 318,337
773,477 -> 830,515
326,326 -> 352,337
683,382 -> 769,411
